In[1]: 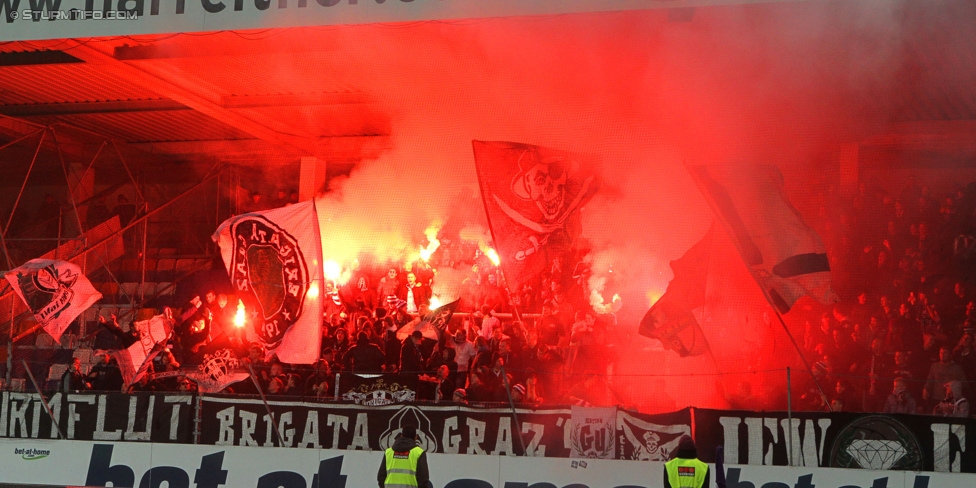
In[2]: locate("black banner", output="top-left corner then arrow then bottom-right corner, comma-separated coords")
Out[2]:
693,408 -> 976,472
5,390 -> 973,472
0,391 -> 194,443
199,395 -> 692,457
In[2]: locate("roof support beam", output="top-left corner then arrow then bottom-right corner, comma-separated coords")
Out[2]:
61,41 -> 318,154
0,99 -> 190,117
127,135 -> 389,162
0,91 -> 370,118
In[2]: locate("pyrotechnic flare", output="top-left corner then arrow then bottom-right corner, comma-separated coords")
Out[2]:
591,290 -> 622,314
419,224 -> 441,262
307,282 -> 320,299
323,260 -> 342,284
234,299 -> 246,329
482,244 -> 501,266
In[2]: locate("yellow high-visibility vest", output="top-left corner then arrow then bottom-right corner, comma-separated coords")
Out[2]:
665,457 -> 708,488
384,446 -> 423,488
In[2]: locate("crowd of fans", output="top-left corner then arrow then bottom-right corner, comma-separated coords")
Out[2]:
24,178 -> 976,418
70,255 -> 613,409
786,179 -> 976,417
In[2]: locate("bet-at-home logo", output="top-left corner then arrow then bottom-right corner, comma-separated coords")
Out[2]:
14,447 -> 50,460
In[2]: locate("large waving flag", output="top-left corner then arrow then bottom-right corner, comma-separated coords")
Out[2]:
397,298 -> 459,341
639,230 -> 713,357
213,200 -> 323,364
4,259 -> 102,342
117,310 -> 175,387
688,165 -> 837,314
472,141 -> 601,291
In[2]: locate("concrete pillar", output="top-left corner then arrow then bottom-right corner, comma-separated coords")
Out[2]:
299,156 -> 327,202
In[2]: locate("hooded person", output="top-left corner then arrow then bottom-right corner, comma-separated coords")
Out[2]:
934,380 -> 970,417
377,424 -> 431,488
664,435 -> 711,488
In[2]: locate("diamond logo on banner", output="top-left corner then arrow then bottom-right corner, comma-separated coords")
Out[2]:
846,440 -> 908,471
828,415 -> 923,471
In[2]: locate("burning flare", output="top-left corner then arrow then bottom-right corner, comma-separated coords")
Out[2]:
477,241 -> 501,266
419,224 -> 441,262
233,299 -> 247,329
307,282 -> 320,299
323,260 -> 342,283
590,289 -> 623,314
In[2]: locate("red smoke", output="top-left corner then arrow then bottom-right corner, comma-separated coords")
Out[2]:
56,0 -> 970,410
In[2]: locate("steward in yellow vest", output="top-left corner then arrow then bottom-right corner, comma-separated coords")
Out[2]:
377,424 -> 430,488
664,435 -> 710,488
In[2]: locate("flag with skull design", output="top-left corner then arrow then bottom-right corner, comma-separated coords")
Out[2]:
472,141 -> 601,292
5,259 -> 102,342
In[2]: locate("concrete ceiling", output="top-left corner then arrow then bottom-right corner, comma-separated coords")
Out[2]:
0,1 -> 974,183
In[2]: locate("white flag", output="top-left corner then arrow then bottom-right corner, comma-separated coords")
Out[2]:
118,310 -> 175,386
688,164 -> 838,313
4,259 -> 102,342
213,200 -> 323,364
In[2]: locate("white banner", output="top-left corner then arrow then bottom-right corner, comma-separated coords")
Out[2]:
0,438 -> 971,487
4,259 -> 102,342
0,0 -> 799,43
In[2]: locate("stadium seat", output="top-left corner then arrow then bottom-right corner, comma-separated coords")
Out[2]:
157,259 -> 177,280
175,258 -> 196,273
98,282 -> 120,300
138,282 -> 157,296
120,282 -> 140,300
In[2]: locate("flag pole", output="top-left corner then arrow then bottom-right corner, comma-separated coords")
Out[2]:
500,364 -> 527,455
769,308 -> 832,412
246,361 -> 285,446
471,141 -> 529,455
685,164 -> 833,411
22,360 -> 66,439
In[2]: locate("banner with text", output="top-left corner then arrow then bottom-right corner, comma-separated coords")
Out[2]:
2,0 -> 750,42
0,391 -> 194,443
692,408 -> 976,473
199,395 -> 691,457
0,438 -> 971,488
4,392 -> 973,474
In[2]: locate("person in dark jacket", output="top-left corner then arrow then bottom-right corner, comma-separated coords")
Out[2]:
343,332 -> 388,373
87,352 -> 124,391
400,331 -> 426,376
61,358 -> 89,392
377,424 -> 430,488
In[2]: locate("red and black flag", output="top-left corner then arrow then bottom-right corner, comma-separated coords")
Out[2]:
472,141 -> 601,291
639,230 -> 713,357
